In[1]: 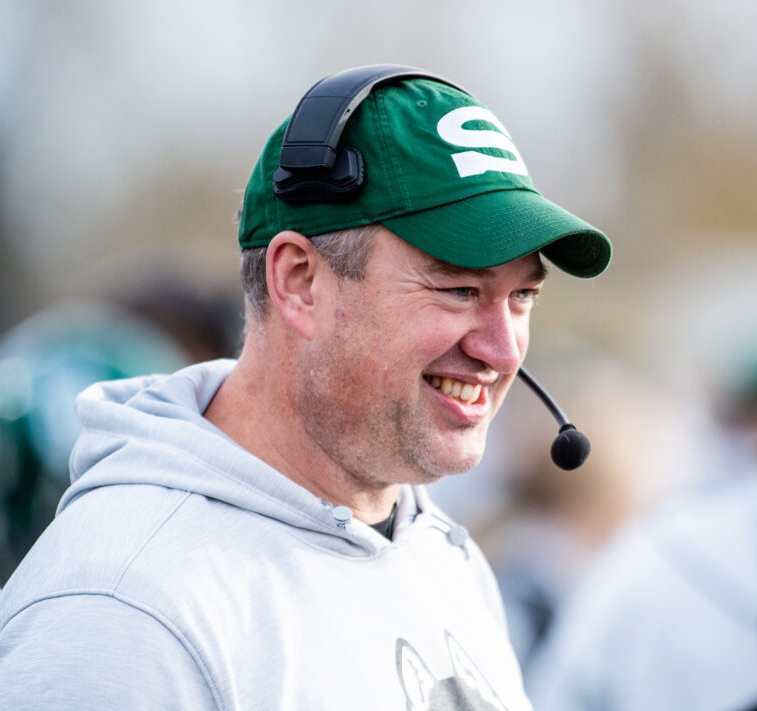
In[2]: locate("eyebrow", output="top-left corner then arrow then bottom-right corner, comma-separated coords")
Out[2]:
424,256 -> 549,283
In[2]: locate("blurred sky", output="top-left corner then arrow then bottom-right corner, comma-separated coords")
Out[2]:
1,0 -> 757,517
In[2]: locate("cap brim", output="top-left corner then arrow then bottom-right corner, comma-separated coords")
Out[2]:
381,189 -> 612,277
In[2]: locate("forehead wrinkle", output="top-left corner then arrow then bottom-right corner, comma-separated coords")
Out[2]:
421,253 -> 549,283
421,256 -> 495,280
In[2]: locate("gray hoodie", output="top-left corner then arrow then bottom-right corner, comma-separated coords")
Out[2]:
0,359 -> 531,710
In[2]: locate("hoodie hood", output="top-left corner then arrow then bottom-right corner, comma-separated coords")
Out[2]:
63,359 -> 442,558
2,360 -> 532,711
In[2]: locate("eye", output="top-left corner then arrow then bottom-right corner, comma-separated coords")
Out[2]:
512,288 -> 540,306
446,286 -> 478,300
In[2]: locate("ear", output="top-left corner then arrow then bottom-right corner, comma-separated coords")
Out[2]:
446,632 -> 506,711
396,639 -> 436,710
266,231 -> 323,340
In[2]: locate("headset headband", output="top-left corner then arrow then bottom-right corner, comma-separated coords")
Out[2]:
273,64 -> 469,204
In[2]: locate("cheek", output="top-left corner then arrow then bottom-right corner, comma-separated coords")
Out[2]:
507,306 -> 532,355
328,295 -> 469,387
335,303 -> 413,360
518,324 -> 531,356
380,322 -> 458,383
318,315 -> 392,391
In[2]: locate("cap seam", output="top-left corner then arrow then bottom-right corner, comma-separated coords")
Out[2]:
381,185 -> 543,223
374,87 -> 412,211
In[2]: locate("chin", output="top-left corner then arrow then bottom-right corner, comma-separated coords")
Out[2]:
440,435 -> 487,472
417,450 -> 485,483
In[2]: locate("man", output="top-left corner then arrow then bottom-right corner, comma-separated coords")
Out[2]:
0,66 -> 610,709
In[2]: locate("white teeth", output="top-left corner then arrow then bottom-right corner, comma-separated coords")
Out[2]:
429,377 -> 481,405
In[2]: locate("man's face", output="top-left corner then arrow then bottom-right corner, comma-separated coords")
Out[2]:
292,227 -> 547,490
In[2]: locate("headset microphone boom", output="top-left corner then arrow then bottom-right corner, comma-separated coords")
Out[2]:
517,368 -> 591,470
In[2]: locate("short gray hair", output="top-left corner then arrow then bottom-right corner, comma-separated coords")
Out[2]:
240,224 -> 381,323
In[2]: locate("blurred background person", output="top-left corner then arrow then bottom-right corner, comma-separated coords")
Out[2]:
0,283 -> 240,585
521,350 -> 757,710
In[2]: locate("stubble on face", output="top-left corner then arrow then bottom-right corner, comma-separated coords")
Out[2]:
287,228 -> 542,492
291,292 -> 490,492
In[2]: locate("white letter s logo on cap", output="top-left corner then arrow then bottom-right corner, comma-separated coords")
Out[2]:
437,107 -> 528,178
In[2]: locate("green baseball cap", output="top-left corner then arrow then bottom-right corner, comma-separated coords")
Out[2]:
238,76 -> 611,277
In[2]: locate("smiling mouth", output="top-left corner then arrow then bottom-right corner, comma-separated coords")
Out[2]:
425,376 -> 483,405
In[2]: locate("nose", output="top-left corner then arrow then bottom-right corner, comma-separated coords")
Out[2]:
459,302 -> 525,375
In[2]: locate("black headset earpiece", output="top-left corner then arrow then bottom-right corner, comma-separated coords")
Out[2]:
273,64 -> 468,204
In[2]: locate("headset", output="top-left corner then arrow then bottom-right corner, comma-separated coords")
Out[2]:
273,64 -> 467,204
273,64 -> 591,470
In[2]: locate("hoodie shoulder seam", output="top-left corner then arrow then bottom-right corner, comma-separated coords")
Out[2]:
113,490 -> 193,591
0,590 -> 225,710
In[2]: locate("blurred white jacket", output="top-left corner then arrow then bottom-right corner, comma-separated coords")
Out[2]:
527,473 -> 757,711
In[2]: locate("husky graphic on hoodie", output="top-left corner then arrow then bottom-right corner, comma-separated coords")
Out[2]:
397,631 -> 508,711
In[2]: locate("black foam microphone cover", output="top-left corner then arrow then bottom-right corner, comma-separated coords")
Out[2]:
550,424 -> 591,471
517,368 -> 592,470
